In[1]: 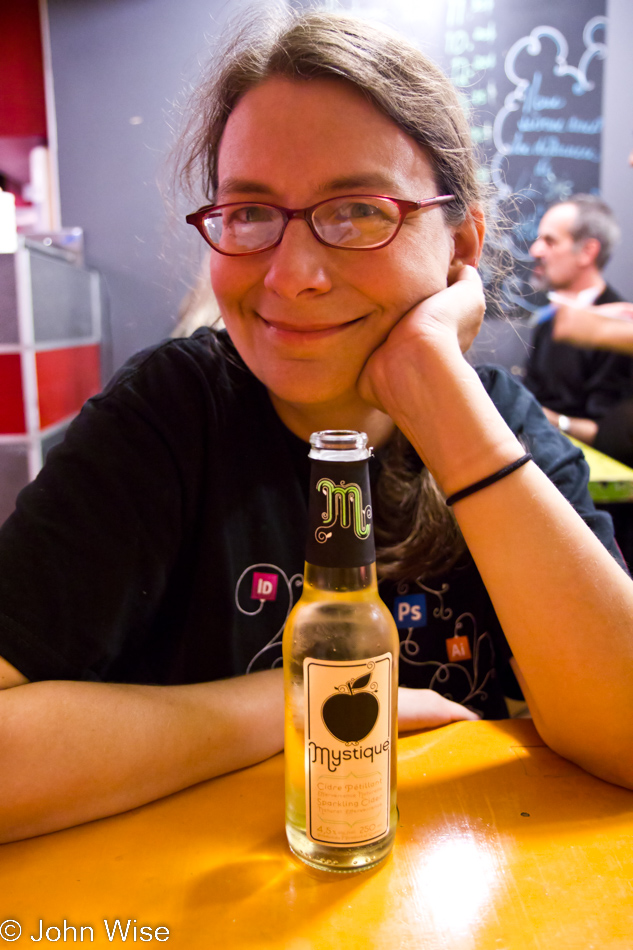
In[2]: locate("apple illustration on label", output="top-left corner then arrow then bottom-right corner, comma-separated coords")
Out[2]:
321,669 -> 379,743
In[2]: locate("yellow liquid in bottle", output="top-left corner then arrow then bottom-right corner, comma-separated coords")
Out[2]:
283,566 -> 398,872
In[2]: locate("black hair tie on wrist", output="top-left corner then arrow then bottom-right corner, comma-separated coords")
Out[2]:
445,453 -> 533,507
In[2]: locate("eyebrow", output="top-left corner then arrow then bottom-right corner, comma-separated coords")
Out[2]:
215,172 -> 403,203
215,179 -> 275,201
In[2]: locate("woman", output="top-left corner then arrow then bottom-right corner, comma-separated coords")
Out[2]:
0,10 -> 632,844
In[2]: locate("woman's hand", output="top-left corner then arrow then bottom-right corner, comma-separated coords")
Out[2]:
357,265 -> 485,416
412,264 -> 486,352
398,686 -> 480,734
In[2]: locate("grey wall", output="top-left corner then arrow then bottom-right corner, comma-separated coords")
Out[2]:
47,0 -> 259,375
602,0 -> 633,300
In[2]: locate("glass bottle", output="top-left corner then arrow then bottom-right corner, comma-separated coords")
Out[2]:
283,430 -> 399,872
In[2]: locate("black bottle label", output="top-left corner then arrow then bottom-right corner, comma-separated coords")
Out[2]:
305,459 -> 375,568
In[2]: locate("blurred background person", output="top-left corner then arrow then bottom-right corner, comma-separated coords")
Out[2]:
523,195 -> 631,448
534,149 -> 633,468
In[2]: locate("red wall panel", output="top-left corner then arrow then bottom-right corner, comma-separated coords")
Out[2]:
36,345 -> 101,429
0,353 -> 27,434
0,0 -> 47,137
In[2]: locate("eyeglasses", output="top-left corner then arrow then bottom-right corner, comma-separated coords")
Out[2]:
186,193 -> 456,256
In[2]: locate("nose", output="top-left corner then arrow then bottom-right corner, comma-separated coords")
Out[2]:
529,237 -> 543,259
263,219 -> 332,299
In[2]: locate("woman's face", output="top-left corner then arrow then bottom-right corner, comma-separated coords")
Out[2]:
211,76 -> 463,417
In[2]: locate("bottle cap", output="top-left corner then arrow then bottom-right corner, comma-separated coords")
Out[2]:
309,430 -> 371,461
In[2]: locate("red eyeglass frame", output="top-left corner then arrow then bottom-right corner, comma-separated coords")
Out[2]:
185,193 -> 456,255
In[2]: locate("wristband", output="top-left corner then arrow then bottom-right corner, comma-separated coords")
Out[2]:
445,453 -> 533,507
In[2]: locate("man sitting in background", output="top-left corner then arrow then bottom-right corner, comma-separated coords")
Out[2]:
524,194 -> 631,448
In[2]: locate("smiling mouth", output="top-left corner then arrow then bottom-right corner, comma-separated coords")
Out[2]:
259,314 -> 366,340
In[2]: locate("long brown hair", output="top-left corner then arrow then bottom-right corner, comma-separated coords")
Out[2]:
175,7 -> 481,580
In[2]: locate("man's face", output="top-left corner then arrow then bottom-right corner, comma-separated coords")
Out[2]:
529,204 -> 584,293
209,76 -> 459,417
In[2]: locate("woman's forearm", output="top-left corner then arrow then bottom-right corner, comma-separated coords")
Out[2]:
0,669 -> 284,843
368,319 -> 633,788
453,463 -> 633,788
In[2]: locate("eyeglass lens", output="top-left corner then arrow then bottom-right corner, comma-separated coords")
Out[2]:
202,196 -> 402,253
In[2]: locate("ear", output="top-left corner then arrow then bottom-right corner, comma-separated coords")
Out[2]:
577,236 -> 601,268
447,204 -> 486,283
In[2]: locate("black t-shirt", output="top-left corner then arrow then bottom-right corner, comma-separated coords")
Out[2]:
523,285 -> 633,419
0,329 -> 622,718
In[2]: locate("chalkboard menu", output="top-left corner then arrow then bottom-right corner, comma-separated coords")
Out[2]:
334,0 -> 607,313
440,0 -> 606,312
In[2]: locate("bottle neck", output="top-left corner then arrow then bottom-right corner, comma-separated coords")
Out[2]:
304,561 -> 377,593
305,456 -> 375,571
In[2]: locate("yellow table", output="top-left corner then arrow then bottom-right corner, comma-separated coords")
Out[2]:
2,720 -> 633,949
568,435 -> 633,503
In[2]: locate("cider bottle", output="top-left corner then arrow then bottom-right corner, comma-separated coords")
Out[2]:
283,430 -> 399,872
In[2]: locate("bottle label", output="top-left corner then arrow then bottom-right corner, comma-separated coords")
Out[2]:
304,653 -> 392,846
305,460 -> 375,568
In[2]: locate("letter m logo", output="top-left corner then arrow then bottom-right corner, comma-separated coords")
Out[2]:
316,477 -> 371,539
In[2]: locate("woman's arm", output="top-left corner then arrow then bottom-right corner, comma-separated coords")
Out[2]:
552,301 -> 633,354
359,268 -> 633,789
0,660 -> 284,843
0,653 -> 476,842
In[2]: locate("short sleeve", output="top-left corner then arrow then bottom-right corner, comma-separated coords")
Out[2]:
0,336 -> 219,681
